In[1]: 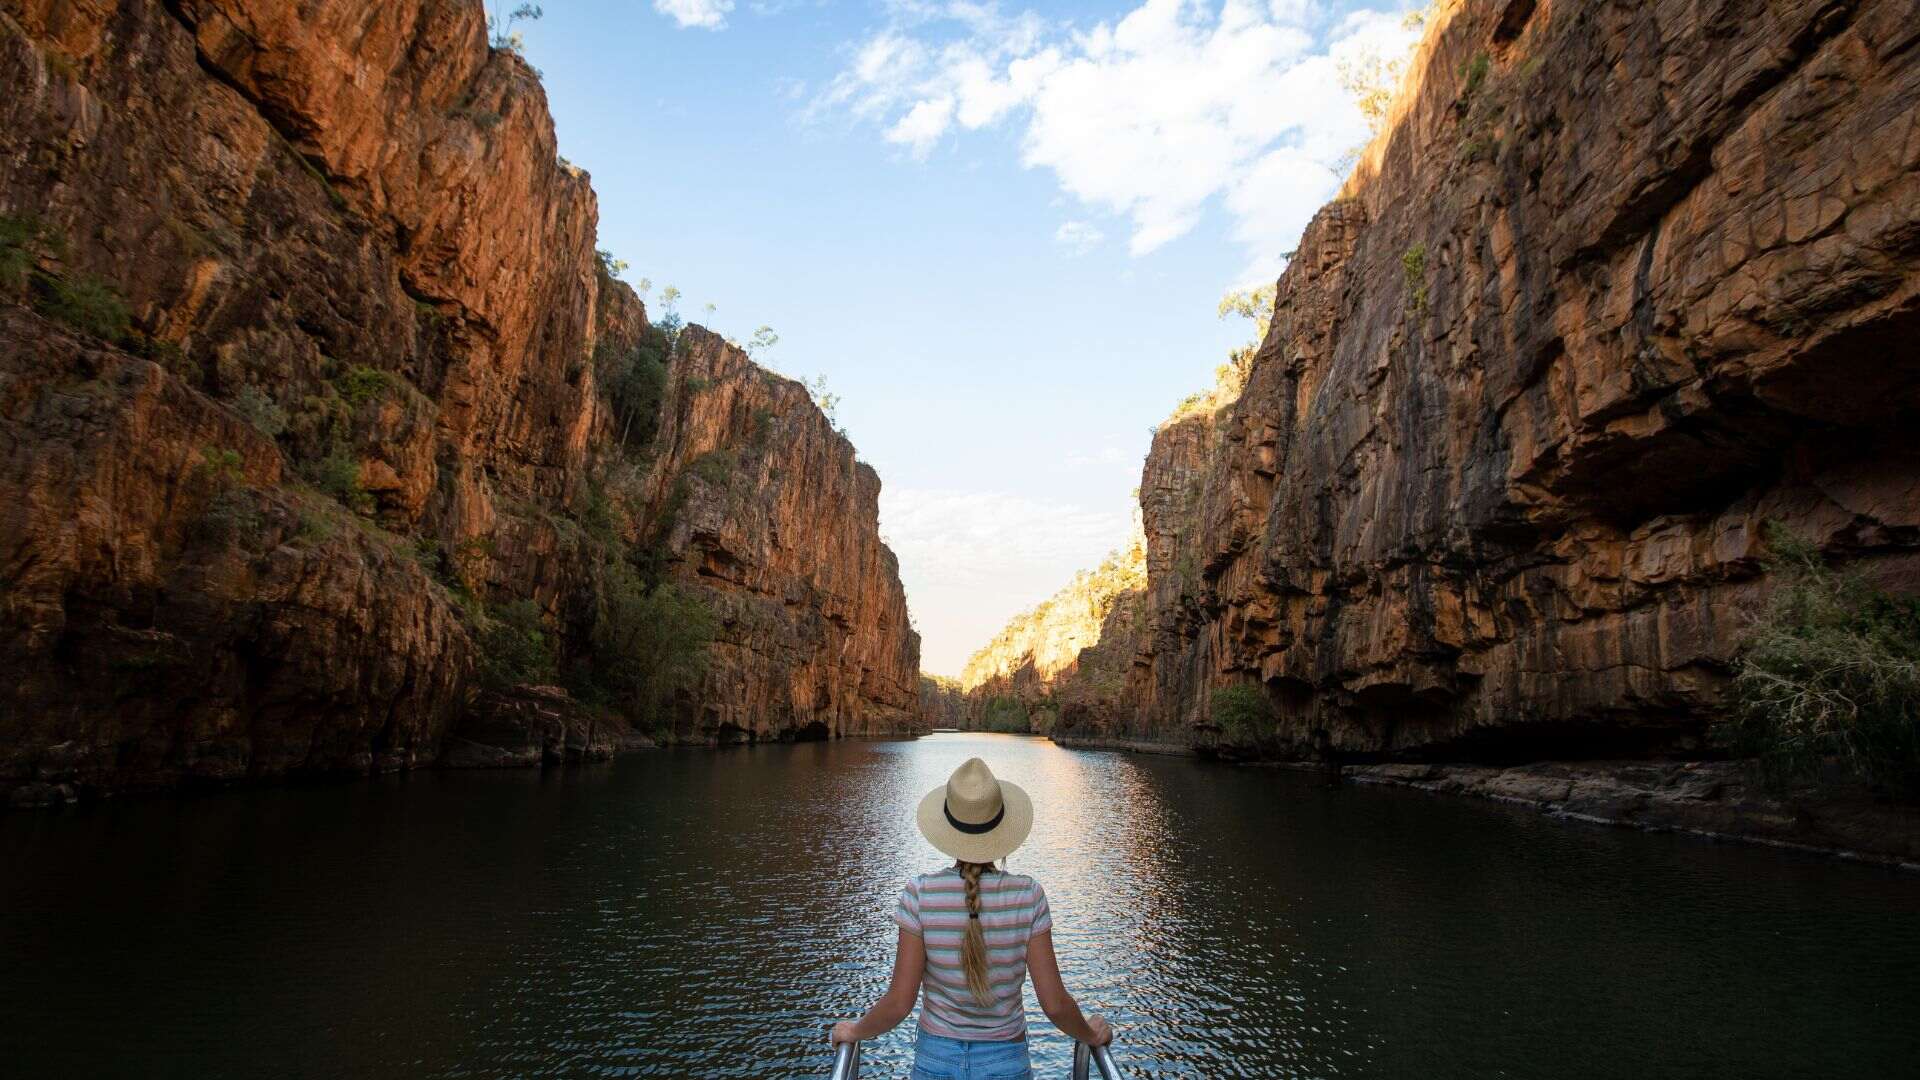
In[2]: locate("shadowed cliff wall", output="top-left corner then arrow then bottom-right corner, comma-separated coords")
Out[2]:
0,0 -> 919,803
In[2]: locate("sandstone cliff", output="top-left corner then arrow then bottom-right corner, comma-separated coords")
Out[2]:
0,0 -> 919,805
957,530 -> 1146,732
979,0 -> 1920,768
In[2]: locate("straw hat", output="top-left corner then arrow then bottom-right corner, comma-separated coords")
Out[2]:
916,757 -> 1033,864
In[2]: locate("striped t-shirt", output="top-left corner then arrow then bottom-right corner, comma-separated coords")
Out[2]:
895,867 -> 1053,1041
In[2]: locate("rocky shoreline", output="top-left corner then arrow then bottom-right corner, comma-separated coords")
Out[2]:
1049,736 -> 1920,871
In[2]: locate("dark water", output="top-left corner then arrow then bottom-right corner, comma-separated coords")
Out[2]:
2,733 -> 1917,1079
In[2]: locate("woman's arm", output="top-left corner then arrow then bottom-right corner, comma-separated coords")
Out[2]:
1026,930 -> 1112,1046
831,928 -> 925,1044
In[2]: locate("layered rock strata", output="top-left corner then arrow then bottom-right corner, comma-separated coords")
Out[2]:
0,0 -> 918,805
978,0 -> 1920,769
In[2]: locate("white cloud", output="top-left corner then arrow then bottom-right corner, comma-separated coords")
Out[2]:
655,0 -> 734,30
881,488 -> 1133,675
886,95 -> 957,157
814,0 -> 1422,276
1053,219 -> 1104,254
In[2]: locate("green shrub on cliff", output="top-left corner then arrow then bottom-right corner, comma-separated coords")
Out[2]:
979,696 -> 1030,733
334,364 -> 397,407
37,272 -> 132,343
1213,683 -> 1274,743
310,448 -> 374,514
1719,525 -> 1920,795
477,599 -> 558,688
689,448 -> 738,486
588,562 -> 715,722
0,215 -> 41,290
595,327 -> 670,446
230,386 -> 287,438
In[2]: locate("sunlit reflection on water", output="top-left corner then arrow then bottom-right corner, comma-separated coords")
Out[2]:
3,733 -> 1918,1078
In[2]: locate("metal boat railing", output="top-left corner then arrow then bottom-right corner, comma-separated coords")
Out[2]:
1070,1040 -> 1123,1080
827,1039 -> 861,1080
826,1038 -> 1124,1078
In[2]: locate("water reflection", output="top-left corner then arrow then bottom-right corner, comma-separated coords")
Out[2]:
1,733 -> 1917,1078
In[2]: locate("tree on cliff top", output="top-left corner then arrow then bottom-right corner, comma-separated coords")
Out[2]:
489,3 -> 543,53
1719,526 -> 1920,796
1164,286 -> 1274,425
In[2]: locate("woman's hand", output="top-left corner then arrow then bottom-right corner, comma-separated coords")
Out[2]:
829,1021 -> 859,1045
1086,1014 -> 1113,1047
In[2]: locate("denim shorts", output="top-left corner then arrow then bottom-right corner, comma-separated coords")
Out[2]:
910,1031 -> 1032,1080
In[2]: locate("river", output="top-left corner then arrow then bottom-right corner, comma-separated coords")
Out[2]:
2,733 -> 1916,1078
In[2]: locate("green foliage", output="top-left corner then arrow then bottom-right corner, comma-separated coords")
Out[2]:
579,482 -> 619,547
654,285 -> 685,346
688,448 -> 738,486
1213,683 -> 1274,742
488,2 -> 543,53
291,509 -> 337,547
749,406 -> 776,452
1402,244 -> 1428,314
979,696 -> 1031,733
143,338 -> 201,382
476,599 -> 558,689
452,106 -> 503,129
311,449 -> 373,514
587,563 -> 715,723
596,248 -> 628,278
195,486 -> 263,545
745,325 -> 779,358
334,364 -> 396,408
1459,51 -> 1491,103
230,386 -> 287,438
595,325 -> 671,446
411,536 -> 446,578
1717,525 -> 1920,795
196,447 -> 244,489
0,215 -> 43,291
803,374 -> 842,430
1458,135 -> 1499,165
37,272 -> 132,343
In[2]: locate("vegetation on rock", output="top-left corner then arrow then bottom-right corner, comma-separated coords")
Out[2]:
1211,684 -> 1274,744
1719,526 -> 1920,797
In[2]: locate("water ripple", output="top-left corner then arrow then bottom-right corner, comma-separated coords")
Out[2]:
2,734 -> 1918,1078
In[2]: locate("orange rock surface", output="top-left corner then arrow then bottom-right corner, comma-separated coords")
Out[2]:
0,0 -> 919,804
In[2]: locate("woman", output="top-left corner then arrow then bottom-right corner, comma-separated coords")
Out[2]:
830,757 -> 1113,1079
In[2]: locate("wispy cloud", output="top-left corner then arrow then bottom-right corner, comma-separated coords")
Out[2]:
881,488 -> 1133,674
1053,220 -> 1104,254
813,0 -> 1420,280
654,0 -> 734,30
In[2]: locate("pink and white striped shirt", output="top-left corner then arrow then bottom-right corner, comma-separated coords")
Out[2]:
895,867 -> 1054,1041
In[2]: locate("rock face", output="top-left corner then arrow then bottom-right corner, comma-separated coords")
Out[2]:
988,0 -> 1920,766
958,531 -> 1146,732
641,328 -> 922,741
0,0 -> 918,804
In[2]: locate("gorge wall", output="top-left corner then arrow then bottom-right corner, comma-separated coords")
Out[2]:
972,0 -> 1920,765
956,531 -> 1146,733
0,0 -> 919,805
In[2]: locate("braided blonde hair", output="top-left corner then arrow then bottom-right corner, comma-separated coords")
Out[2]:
958,859 -> 996,1003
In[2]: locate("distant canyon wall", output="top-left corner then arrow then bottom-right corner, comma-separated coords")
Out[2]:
0,0 -> 918,804
969,0 -> 1920,759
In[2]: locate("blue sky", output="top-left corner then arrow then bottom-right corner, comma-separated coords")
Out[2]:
515,0 -> 1422,674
